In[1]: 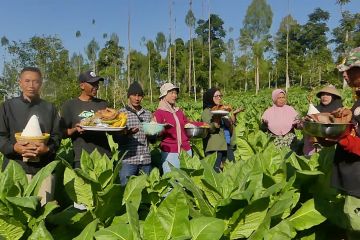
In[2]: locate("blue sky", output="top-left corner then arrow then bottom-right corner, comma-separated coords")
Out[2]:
0,0 -> 359,72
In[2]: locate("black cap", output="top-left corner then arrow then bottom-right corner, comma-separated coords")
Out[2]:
78,70 -> 104,83
127,81 -> 144,97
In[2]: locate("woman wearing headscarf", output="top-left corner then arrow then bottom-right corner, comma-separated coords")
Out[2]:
303,85 -> 343,155
202,87 -> 242,172
153,83 -> 191,174
261,89 -> 299,148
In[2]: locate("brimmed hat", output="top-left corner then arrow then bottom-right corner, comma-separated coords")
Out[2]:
78,70 -> 104,83
316,85 -> 341,98
159,83 -> 179,99
337,47 -> 360,72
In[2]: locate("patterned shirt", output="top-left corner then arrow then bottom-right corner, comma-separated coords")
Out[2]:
118,106 -> 152,164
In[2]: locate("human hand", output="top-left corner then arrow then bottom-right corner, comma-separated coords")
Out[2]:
33,142 -> 50,156
75,123 -> 85,134
129,127 -> 139,134
233,107 -> 244,116
331,108 -> 352,123
14,141 -> 41,158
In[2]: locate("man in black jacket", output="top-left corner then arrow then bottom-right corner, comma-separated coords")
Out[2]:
0,67 -> 61,205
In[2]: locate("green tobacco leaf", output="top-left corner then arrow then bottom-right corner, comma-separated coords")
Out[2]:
94,223 -> 132,240
157,187 -> 190,239
190,217 -> 225,240
122,174 -> 147,209
171,168 -> 214,216
237,138 -> 255,160
0,216 -> 25,240
264,220 -> 296,240
180,150 -> 202,170
36,201 -> 59,222
73,219 -> 98,240
63,167 -> 94,208
6,196 -> 39,210
126,202 -> 140,240
201,160 -> 223,194
143,206 -> 167,240
0,160 -> 27,197
95,184 -> 123,222
202,153 -> 217,169
230,198 -> 269,239
24,160 -> 59,197
28,220 -> 53,240
288,199 -> 326,231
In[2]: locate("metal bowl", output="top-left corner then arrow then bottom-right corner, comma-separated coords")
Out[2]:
185,127 -> 209,139
303,121 -> 353,138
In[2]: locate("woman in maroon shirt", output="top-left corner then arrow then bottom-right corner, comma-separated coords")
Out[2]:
154,83 -> 191,174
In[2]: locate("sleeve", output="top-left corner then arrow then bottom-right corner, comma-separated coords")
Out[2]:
47,105 -> 62,155
201,109 -> 218,133
154,110 -> 163,124
0,102 -> 15,156
338,135 -> 360,156
60,101 -> 73,129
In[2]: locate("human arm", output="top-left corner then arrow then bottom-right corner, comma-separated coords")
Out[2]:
0,102 -> 16,157
201,108 -> 221,133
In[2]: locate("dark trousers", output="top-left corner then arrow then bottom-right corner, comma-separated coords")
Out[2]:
206,145 -> 235,173
119,162 -> 151,185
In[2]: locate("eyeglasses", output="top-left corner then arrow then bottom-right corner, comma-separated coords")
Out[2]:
213,94 -> 223,98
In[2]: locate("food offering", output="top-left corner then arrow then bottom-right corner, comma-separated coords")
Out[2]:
80,108 -> 127,131
211,105 -> 232,115
15,115 -> 50,162
303,111 -> 353,139
184,122 -> 210,138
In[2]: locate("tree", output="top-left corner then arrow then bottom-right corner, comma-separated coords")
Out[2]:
196,14 -> 226,88
239,0 -> 273,94
301,8 -> 333,86
86,38 -> 100,72
185,1 -> 196,97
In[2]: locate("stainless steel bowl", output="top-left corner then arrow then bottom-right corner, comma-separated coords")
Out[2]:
303,121 -> 353,138
185,127 -> 209,138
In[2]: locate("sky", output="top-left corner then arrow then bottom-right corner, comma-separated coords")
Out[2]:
0,0 -> 359,72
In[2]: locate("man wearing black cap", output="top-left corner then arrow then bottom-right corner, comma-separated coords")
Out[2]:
117,81 -> 152,185
60,70 -> 111,168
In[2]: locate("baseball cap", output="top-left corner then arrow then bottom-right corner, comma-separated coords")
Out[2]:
78,70 -> 104,83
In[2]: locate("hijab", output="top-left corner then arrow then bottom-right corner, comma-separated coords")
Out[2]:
316,95 -> 343,113
262,89 -> 299,136
203,87 -> 220,109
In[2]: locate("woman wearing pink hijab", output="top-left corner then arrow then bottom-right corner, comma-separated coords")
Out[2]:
261,89 -> 299,147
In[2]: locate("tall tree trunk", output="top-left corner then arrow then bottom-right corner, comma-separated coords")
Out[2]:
127,6 -> 131,87
256,57 -> 259,95
148,54 -> 153,104
208,2 -> 212,88
268,71 -> 271,88
285,0 -> 290,92
168,0 -> 172,83
193,45 -> 196,102
174,18 -> 177,86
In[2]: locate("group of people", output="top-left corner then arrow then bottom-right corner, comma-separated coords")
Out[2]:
2,46 -> 360,237
260,47 -> 360,237
0,67 -> 241,204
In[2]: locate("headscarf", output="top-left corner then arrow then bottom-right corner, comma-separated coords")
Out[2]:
316,97 -> 343,113
262,89 -> 298,136
203,87 -> 220,109
158,98 -> 182,153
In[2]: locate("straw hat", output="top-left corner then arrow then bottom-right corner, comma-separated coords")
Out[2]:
316,85 -> 341,98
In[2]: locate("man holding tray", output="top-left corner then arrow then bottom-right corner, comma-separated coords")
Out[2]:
60,70 -> 111,168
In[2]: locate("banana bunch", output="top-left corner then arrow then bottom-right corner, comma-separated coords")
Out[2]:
111,112 -> 127,127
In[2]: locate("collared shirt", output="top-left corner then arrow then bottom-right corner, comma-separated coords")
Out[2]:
0,95 -> 61,174
117,106 -> 152,165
